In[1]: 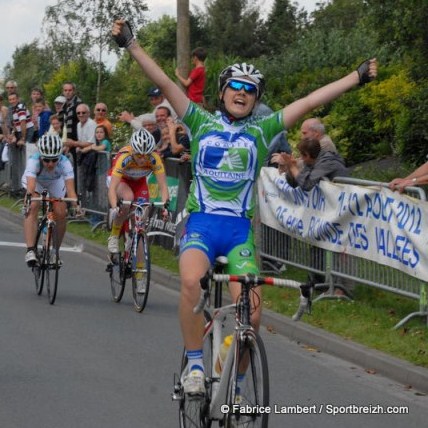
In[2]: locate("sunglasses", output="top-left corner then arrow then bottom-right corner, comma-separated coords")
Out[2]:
77,111 -> 88,115
42,157 -> 59,163
96,108 -> 106,112
227,80 -> 258,94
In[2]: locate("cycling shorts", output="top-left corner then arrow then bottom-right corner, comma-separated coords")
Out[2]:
180,212 -> 259,275
106,176 -> 149,202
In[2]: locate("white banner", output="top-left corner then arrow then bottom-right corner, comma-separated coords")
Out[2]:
258,167 -> 428,282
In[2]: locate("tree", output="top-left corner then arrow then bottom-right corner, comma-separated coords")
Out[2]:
262,0 -> 307,56
4,41 -> 56,104
203,0 -> 264,58
43,0 -> 148,101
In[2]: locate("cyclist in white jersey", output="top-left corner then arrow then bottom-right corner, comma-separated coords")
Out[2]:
22,135 -> 80,266
112,20 -> 377,394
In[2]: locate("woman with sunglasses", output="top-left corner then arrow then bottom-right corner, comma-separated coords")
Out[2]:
22,134 -> 79,266
112,20 -> 377,395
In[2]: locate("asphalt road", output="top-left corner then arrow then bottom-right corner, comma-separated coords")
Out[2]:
1,214 -> 427,428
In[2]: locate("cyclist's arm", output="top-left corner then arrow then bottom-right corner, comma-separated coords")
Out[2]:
155,172 -> 170,204
108,174 -> 122,209
25,176 -> 37,196
65,179 -> 78,207
114,20 -> 189,119
282,59 -> 377,129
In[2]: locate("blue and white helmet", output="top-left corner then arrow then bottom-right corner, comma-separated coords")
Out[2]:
37,135 -> 63,158
218,63 -> 265,99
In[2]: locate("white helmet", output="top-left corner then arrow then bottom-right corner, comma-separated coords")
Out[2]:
218,63 -> 265,99
130,128 -> 156,155
37,135 -> 63,158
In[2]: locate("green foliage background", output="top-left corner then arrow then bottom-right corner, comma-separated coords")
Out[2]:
3,0 -> 428,167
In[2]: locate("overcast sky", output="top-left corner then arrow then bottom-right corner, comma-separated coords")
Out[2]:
0,0 -> 318,76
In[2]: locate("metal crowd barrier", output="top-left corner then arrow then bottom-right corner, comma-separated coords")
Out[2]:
74,150 -> 111,230
0,143 -> 26,197
259,177 -> 428,329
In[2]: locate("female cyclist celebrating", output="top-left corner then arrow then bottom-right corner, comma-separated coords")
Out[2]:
112,19 -> 377,394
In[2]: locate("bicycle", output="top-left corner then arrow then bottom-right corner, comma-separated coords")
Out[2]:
26,190 -> 79,305
106,199 -> 167,312
172,257 -> 311,427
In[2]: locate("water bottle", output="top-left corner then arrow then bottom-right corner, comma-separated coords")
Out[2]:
215,335 -> 233,374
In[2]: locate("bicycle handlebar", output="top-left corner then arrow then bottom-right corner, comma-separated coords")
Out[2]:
193,272 -> 312,321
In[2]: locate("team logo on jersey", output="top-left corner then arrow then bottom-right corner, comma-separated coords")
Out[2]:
239,249 -> 252,257
197,132 -> 257,183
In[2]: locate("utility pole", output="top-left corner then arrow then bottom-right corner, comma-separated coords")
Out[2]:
176,0 -> 190,89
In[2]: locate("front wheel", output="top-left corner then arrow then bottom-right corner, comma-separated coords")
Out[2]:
46,225 -> 60,305
131,233 -> 151,312
109,246 -> 126,303
33,221 -> 46,296
178,311 -> 212,428
223,330 -> 269,428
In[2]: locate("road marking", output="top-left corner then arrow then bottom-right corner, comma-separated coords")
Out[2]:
0,241 -> 84,253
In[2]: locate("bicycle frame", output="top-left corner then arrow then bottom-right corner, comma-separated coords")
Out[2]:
174,267 -> 310,426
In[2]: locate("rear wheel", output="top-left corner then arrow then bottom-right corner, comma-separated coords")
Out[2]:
223,331 -> 269,428
131,233 -> 151,312
178,311 -> 213,428
46,225 -> 60,305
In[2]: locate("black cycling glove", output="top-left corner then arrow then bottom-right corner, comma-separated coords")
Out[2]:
113,21 -> 135,48
356,60 -> 373,86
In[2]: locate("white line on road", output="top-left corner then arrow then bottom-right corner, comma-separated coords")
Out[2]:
0,241 -> 84,253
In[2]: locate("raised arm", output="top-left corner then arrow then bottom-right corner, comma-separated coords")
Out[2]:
283,59 -> 377,129
112,20 -> 190,119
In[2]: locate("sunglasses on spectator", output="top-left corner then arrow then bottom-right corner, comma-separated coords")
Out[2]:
42,157 -> 59,163
77,111 -> 88,115
227,80 -> 258,94
96,108 -> 107,112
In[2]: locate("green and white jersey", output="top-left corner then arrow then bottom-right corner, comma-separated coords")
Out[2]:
182,103 -> 285,219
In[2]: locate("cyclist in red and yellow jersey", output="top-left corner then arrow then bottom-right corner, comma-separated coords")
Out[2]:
107,128 -> 169,254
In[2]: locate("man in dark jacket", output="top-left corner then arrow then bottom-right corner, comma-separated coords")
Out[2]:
272,137 -> 349,190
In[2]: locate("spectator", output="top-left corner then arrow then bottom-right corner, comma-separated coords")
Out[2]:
62,82 -> 82,141
274,137 -> 348,191
29,87 -> 45,128
0,94 -> 10,170
62,82 -> 82,172
8,92 -> 36,160
155,105 -> 171,129
33,98 -> 52,137
79,124 -> 112,194
389,162 -> 428,193
66,103 -> 96,152
48,114 -> 66,140
175,47 -> 207,105
156,126 -> 174,159
300,118 -> 337,153
148,87 -> 177,119
93,102 -> 113,137
0,94 -> 9,140
274,137 -> 350,295
166,117 -> 190,157
4,80 -> 18,97
51,95 -> 66,130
